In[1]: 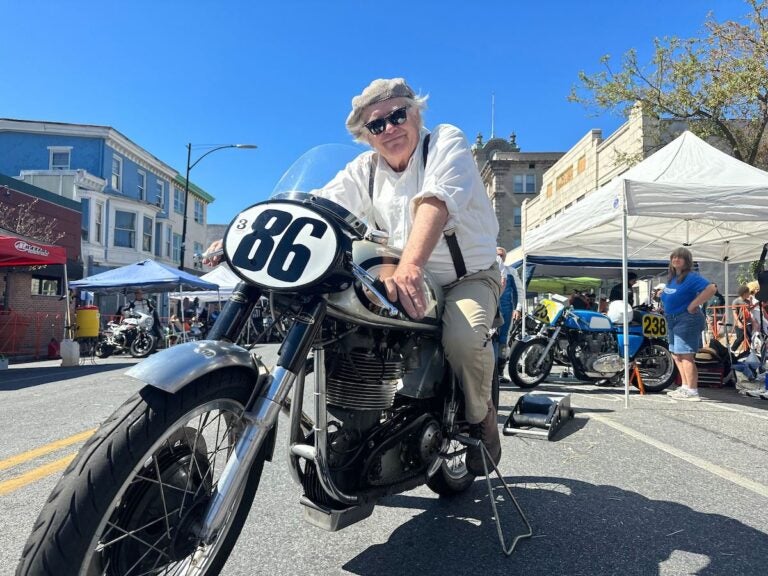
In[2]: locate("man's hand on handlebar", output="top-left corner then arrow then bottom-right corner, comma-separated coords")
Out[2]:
383,262 -> 427,320
202,239 -> 224,266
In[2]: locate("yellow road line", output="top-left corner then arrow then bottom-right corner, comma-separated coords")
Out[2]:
0,429 -> 95,472
0,454 -> 76,496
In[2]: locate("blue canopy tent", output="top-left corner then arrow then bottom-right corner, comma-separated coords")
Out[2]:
69,259 -> 218,293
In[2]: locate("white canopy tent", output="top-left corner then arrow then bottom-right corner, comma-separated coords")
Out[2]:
521,131 -> 768,406
169,264 -> 241,303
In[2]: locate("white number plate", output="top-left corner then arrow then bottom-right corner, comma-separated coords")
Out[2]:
225,202 -> 339,290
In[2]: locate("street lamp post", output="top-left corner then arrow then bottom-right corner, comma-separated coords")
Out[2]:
179,142 -> 257,270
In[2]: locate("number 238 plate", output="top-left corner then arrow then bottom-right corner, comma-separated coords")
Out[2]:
224,202 -> 339,290
641,313 -> 667,338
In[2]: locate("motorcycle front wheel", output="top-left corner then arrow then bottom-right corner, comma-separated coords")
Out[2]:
17,369 -> 267,576
130,331 -> 156,358
633,342 -> 678,392
508,338 -> 554,389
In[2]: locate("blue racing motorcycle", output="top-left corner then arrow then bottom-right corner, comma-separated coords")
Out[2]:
508,299 -> 677,392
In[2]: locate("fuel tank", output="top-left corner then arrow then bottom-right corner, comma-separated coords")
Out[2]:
326,238 -> 443,331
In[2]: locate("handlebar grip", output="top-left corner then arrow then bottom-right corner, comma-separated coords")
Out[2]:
370,278 -> 412,319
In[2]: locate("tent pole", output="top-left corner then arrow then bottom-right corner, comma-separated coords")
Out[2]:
521,198 -> 529,338
63,263 -> 71,340
622,181 -> 631,409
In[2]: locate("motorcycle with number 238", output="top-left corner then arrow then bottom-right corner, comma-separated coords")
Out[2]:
17,145 -> 508,576
507,298 -> 677,392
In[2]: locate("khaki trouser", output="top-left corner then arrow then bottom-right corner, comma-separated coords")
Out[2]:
441,266 -> 501,424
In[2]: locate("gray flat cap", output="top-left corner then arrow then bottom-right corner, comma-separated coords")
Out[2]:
345,78 -> 415,134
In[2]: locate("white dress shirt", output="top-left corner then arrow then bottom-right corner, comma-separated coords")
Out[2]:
317,124 -> 498,286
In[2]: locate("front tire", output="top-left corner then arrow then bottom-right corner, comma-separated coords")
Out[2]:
508,338 -> 554,389
130,331 -> 156,358
17,369 -> 267,576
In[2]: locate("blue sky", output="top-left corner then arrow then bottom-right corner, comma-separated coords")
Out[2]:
1,0 -> 749,224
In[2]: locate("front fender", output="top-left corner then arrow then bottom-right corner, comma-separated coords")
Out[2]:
126,340 -> 262,394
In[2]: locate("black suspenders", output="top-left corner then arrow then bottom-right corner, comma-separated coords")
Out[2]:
368,133 -> 467,279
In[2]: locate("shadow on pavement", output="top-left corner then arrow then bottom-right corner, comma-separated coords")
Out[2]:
0,362 -> 138,391
344,476 -> 768,576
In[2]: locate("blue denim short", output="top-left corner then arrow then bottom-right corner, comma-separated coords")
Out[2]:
665,310 -> 706,354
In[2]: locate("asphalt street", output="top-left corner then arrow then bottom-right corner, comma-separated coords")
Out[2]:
1,348 -> 768,575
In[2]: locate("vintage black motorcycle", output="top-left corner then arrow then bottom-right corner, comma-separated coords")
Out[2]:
17,146 -> 506,575
94,310 -> 157,359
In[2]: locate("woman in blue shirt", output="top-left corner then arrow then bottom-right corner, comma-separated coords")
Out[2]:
660,247 -> 716,401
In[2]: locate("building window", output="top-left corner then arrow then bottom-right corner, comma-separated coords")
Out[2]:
137,171 -> 146,201
166,227 -> 172,258
577,155 -> 587,174
95,202 -> 104,244
114,210 -> 136,248
156,180 -> 165,209
194,199 -> 204,224
143,216 -> 153,252
513,207 -> 521,227
546,182 -> 553,198
81,198 -> 90,241
556,166 -> 573,190
513,174 -> 536,194
49,147 -> 71,170
31,275 -> 61,296
194,241 -> 204,269
174,187 -> 185,215
172,232 -> 181,263
111,156 -> 123,192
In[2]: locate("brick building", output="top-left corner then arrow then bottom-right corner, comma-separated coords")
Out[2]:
0,173 -> 81,358
471,133 -> 563,251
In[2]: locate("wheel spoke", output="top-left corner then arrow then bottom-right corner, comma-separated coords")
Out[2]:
153,457 -> 173,539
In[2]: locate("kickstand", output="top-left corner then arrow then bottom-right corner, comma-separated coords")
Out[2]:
457,434 -> 533,556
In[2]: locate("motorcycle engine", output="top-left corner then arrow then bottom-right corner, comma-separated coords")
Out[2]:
317,329 -> 442,493
571,332 -> 620,376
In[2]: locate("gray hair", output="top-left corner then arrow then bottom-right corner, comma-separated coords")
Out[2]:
345,77 -> 429,143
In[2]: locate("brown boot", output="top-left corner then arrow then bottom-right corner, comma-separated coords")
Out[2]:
466,401 -> 502,476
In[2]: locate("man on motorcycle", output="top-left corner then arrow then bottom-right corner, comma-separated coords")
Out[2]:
126,289 -> 162,339
321,78 -> 502,474
205,78 -> 503,474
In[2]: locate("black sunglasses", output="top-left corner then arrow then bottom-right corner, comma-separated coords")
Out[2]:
364,106 -> 410,136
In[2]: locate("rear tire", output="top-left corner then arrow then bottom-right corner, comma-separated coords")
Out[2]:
633,342 -> 678,392
94,341 -> 113,358
508,338 -> 553,389
427,436 -> 475,496
16,369 -> 267,576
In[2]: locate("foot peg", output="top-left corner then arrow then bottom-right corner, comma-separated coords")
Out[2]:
503,392 -> 574,440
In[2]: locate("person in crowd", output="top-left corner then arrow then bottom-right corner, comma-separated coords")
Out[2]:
569,290 -> 591,310
127,288 -> 152,315
647,283 -> 665,313
730,284 -> 755,356
126,288 -> 162,338
205,78 -> 501,474
609,271 -> 637,305
661,247 -> 716,402
702,283 -> 725,337
746,280 -> 767,336
496,247 -> 524,384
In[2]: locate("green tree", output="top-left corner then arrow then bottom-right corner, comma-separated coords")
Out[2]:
569,0 -> 768,168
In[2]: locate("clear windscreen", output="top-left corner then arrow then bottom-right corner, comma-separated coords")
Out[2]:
270,143 -> 366,197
